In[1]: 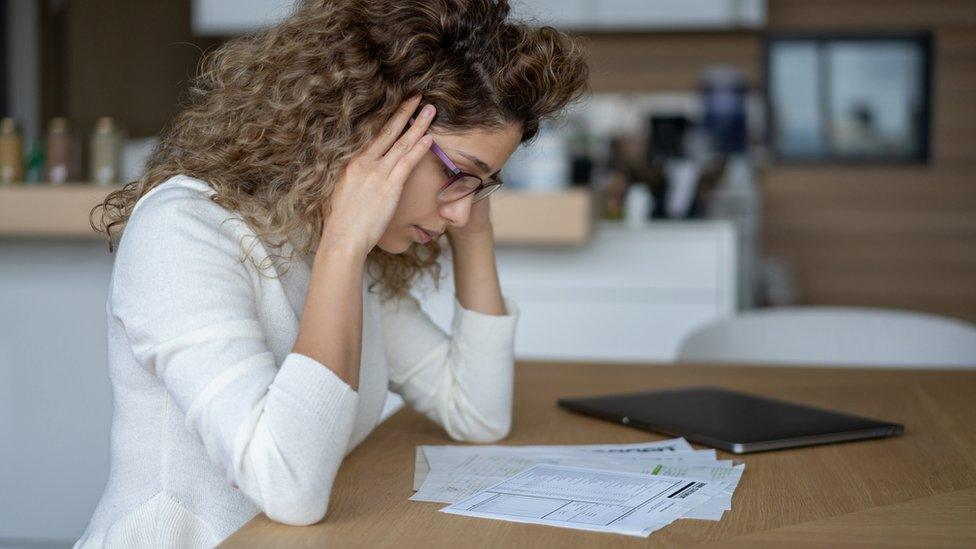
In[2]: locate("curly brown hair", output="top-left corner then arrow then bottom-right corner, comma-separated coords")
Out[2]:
90,0 -> 590,300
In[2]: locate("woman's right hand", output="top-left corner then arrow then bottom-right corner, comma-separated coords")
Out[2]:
321,95 -> 436,256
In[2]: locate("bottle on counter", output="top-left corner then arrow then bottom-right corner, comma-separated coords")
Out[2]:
624,182 -> 653,228
90,117 -> 123,185
601,171 -> 628,220
24,140 -> 45,183
597,135 -> 631,220
567,117 -> 594,187
44,117 -> 74,185
0,117 -> 24,185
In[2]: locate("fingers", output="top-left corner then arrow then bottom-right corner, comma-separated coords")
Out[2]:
388,134 -> 434,186
362,95 -> 422,159
377,102 -> 435,173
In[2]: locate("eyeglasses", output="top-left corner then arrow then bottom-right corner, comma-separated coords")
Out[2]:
407,116 -> 502,204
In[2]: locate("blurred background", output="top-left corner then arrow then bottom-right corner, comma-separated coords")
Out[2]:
2,0 -> 975,546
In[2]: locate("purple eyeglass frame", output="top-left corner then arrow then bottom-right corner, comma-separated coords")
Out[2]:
407,115 -> 501,203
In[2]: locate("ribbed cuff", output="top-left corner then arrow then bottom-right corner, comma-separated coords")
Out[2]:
273,352 -> 359,419
451,294 -> 520,355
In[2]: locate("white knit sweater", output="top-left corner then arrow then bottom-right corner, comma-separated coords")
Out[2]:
74,175 -> 520,548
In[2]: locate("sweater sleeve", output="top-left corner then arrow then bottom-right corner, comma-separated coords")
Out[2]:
110,187 -> 358,526
378,288 -> 520,443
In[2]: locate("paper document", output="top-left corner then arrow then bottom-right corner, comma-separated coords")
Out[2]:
411,437 -> 747,534
413,438 -> 703,491
440,463 -> 721,537
412,450 -> 732,505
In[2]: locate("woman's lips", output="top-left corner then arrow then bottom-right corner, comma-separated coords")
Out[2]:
414,225 -> 433,243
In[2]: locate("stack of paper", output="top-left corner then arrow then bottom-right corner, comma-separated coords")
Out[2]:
410,438 -> 744,537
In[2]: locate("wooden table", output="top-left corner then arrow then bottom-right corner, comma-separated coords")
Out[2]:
221,361 -> 976,548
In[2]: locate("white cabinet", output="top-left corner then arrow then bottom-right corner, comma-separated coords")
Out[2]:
511,0 -> 766,31
191,0 -> 766,36
0,240 -> 115,544
412,220 -> 736,363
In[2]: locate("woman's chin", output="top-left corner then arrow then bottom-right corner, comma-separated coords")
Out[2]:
375,235 -> 413,255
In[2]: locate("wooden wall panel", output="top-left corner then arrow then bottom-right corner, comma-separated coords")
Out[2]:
761,0 -> 976,322
582,31 -> 760,93
62,1 -> 221,140
764,0 -> 976,29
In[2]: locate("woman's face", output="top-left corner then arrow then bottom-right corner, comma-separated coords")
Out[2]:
376,121 -> 523,254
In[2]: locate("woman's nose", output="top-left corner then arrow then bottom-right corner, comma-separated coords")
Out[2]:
439,195 -> 473,227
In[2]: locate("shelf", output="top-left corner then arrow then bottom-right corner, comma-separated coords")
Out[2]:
0,184 -> 593,245
0,183 -> 121,238
491,187 -> 592,245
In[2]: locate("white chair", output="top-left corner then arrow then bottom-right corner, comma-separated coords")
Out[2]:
676,306 -> 976,368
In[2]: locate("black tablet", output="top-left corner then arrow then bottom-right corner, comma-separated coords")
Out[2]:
557,386 -> 904,454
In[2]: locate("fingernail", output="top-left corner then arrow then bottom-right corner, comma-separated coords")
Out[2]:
421,104 -> 435,117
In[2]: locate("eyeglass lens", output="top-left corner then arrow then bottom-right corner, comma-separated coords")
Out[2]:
437,176 -> 502,203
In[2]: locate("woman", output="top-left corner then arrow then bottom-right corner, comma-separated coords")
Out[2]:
75,0 -> 588,546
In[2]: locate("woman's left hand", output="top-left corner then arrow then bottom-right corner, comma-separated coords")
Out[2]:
446,197 -> 493,241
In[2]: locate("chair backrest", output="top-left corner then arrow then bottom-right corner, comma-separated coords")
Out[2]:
676,306 -> 976,368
